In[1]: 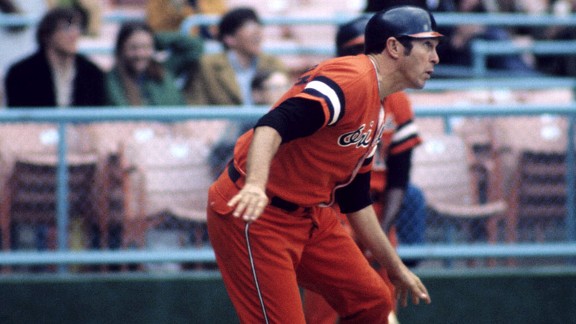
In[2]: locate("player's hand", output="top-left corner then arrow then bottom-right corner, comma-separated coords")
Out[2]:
227,183 -> 269,222
388,263 -> 431,307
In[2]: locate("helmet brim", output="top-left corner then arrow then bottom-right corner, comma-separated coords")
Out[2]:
407,31 -> 444,38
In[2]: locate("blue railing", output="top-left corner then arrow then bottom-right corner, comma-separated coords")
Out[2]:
0,105 -> 576,267
471,40 -> 576,76
179,13 -> 576,35
0,10 -> 144,27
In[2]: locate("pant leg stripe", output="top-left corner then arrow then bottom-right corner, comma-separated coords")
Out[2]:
245,222 -> 269,324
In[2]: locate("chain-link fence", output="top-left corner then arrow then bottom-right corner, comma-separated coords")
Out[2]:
0,106 -> 575,273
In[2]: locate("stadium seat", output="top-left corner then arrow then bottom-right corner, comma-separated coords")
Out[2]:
121,135 -> 213,261
493,116 -> 569,242
410,134 -> 506,246
0,123 -> 99,256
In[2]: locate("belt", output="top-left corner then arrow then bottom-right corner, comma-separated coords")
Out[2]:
227,163 -> 302,212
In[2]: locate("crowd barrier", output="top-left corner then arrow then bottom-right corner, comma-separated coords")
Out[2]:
471,39 -> 576,76
0,10 -> 144,27
0,105 -> 575,270
179,12 -> 576,35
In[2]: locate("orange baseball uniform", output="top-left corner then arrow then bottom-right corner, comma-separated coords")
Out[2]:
303,91 -> 422,324
207,55 -> 394,323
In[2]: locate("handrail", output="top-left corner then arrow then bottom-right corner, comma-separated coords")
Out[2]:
0,243 -> 575,265
2,104 -> 576,122
0,10 -> 145,27
1,12 -> 575,30
472,40 -> 576,76
423,77 -> 576,90
179,12 -> 576,35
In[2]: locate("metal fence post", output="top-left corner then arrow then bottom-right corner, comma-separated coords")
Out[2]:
56,122 -> 69,272
566,116 -> 576,242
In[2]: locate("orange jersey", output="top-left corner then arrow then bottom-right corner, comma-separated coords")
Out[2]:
370,91 -> 421,192
233,55 -> 384,207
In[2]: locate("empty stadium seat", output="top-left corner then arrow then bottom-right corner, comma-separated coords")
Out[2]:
411,134 -> 506,246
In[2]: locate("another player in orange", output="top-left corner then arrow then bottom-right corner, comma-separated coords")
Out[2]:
207,6 -> 441,323
303,15 -> 424,324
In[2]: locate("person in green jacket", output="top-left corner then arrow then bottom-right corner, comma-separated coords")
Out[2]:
105,21 -> 202,107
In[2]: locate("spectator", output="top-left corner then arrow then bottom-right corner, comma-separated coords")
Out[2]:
184,6 -> 286,105
4,6 -> 105,108
532,0 -> 576,76
208,69 -> 291,178
0,0 -> 47,105
147,0 -> 227,38
303,15 -> 426,324
434,0 -> 538,75
105,21 -> 198,106
45,0 -> 102,37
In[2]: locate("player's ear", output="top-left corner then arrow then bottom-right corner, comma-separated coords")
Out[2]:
385,37 -> 401,59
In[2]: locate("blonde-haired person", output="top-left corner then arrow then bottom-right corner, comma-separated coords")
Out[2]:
146,0 -> 227,37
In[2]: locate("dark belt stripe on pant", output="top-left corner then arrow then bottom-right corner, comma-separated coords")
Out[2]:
227,162 -> 301,212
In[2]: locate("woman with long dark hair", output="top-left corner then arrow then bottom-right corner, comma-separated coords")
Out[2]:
105,22 -> 187,107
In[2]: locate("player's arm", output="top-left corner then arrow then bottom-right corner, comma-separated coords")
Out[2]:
380,149 -> 413,231
228,126 -> 281,221
336,167 -> 429,306
347,206 -> 431,307
227,97 -> 325,221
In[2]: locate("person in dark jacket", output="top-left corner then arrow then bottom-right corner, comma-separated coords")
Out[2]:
5,6 -> 105,108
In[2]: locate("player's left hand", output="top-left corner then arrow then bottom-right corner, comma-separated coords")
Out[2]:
227,183 -> 269,222
388,263 -> 431,307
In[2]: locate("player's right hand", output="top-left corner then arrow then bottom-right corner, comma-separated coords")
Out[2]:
227,183 -> 269,222
388,263 -> 431,307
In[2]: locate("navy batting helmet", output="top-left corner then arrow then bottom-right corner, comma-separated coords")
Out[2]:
335,16 -> 370,57
364,5 -> 443,54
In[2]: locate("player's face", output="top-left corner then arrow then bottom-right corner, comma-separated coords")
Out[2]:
121,30 -> 155,75
401,38 -> 440,89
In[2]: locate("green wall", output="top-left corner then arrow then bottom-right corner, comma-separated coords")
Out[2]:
398,267 -> 576,324
1,267 -> 575,324
0,272 -> 237,324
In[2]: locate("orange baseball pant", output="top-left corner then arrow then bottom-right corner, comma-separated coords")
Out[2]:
207,172 -> 393,323
303,198 -> 398,323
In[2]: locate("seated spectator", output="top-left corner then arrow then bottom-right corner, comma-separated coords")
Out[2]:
45,0 -> 102,37
250,69 -> 291,107
146,0 -> 195,34
105,22 -> 195,106
434,0 -> 538,75
4,6 -> 105,108
532,0 -> 576,76
208,69 -> 291,178
0,0 -> 48,105
147,0 -> 227,39
184,6 -> 286,105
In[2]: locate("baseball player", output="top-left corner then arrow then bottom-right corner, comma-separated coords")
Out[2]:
303,15 -> 425,324
207,6 -> 441,323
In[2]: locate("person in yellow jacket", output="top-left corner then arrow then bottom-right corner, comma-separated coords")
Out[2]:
146,0 -> 226,37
